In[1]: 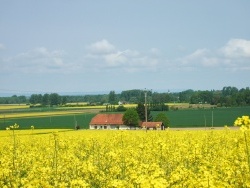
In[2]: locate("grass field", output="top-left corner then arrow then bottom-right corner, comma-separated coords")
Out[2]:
161,106 -> 250,127
0,106 -> 249,130
0,113 -> 96,130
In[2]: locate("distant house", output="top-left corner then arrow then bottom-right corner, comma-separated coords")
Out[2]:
141,121 -> 164,130
89,114 -> 129,130
118,101 -> 126,105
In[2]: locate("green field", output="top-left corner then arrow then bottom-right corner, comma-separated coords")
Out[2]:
0,106 -> 249,130
158,106 -> 250,127
0,113 -> 96,130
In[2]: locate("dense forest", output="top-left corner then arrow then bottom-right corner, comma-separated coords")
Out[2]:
0,86 -> 249,107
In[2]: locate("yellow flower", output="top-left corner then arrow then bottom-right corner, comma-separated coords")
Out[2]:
234,116 -> 250,129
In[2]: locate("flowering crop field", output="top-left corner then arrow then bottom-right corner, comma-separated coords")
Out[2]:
0,110 -> 88,119
1,123 -> 250,187
0,104 -> 29,110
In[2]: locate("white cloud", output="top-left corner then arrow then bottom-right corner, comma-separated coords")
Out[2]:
201,57 -> 220,67
3,38 -> 249,76
0,43 -> 5,50
104,52 -> 127,67
178,48 -> 220,69
87,39 -> 116,54
85,40 -> 160,72
149,48 -> 161,56
180,49 -> 210,65
178,39 -> 250,71
220,38 -> 250,58
1,47 -> 73,73
16,47 -> 64,60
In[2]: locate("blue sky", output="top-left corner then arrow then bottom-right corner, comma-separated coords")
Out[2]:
0,1 -> 250,95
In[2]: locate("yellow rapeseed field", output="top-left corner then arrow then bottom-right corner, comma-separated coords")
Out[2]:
0,104 -> 29,110
0,111 -> 87,119
1,117 -> 250,188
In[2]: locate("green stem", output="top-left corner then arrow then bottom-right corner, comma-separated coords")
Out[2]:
12,129 -> 16,173
244,131 -> 250,172
53,135 -> 58,176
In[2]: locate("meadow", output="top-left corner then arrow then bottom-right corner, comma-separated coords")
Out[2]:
0,126 -> 250,187
0,104 -> 98,130
0,113 -> 95,130
1,106 -> 249,130
163,106 -> 250,127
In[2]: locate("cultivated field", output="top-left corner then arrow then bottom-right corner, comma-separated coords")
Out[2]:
1,126 -> 249,187
0,104 -> 249,130
0,104 -> 29,110
0,103 -> 131,130
0,110 -> 91,119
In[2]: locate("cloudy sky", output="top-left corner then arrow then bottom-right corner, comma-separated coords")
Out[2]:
0,1 -> 250,95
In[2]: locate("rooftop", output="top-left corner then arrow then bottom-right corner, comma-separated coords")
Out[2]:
90,114 -> 124,125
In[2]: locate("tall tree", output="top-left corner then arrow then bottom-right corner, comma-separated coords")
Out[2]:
30,94 -> 38,104
109,91 -> 116,104
18,95 -> 27,103
136,102 -> 153,122
154,113 -> 170,128
122,108 -> 140,128
61,96 -> 67,105
179,89 -> 194,102
136,103 -> 145,121
49,93 -> 61,106
42,93 -> 50,106
37,94 -> 43,104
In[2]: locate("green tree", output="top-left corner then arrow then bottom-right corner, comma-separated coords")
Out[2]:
136,103 -> 145,121
136,102 -> 153,122
18,95 -> 27,103
49,93 -> 61,106
42,93 -> 50,106
222,86 -> 238,97
154,112 -> 170,128
109,91 -> 116,104
61,96 -> 67,105
179,89 -> 194,102
29,94 -> 39,104
190,93 -> 200,104
122,108 -> 140,128
37,94 -> 43,104
116,105 -> 127,112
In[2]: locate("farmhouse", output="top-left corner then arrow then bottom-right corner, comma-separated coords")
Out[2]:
89,114 -> 129,130
141,121 -> 165,130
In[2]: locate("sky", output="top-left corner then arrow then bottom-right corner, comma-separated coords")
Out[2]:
0,1 -> 250,96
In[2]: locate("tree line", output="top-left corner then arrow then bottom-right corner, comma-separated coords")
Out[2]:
0,86 -> 249,107
179,86 -> 250,106
0,93 -> 66,106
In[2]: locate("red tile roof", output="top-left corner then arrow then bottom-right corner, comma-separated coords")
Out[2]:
141,122 -> 163,128
90,114 -> 124,125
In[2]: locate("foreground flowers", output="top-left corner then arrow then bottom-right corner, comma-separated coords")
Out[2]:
234,115 -> 250,130
0,123 -> 250,187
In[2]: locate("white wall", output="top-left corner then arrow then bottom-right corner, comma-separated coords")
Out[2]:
89,124 -> 129,130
